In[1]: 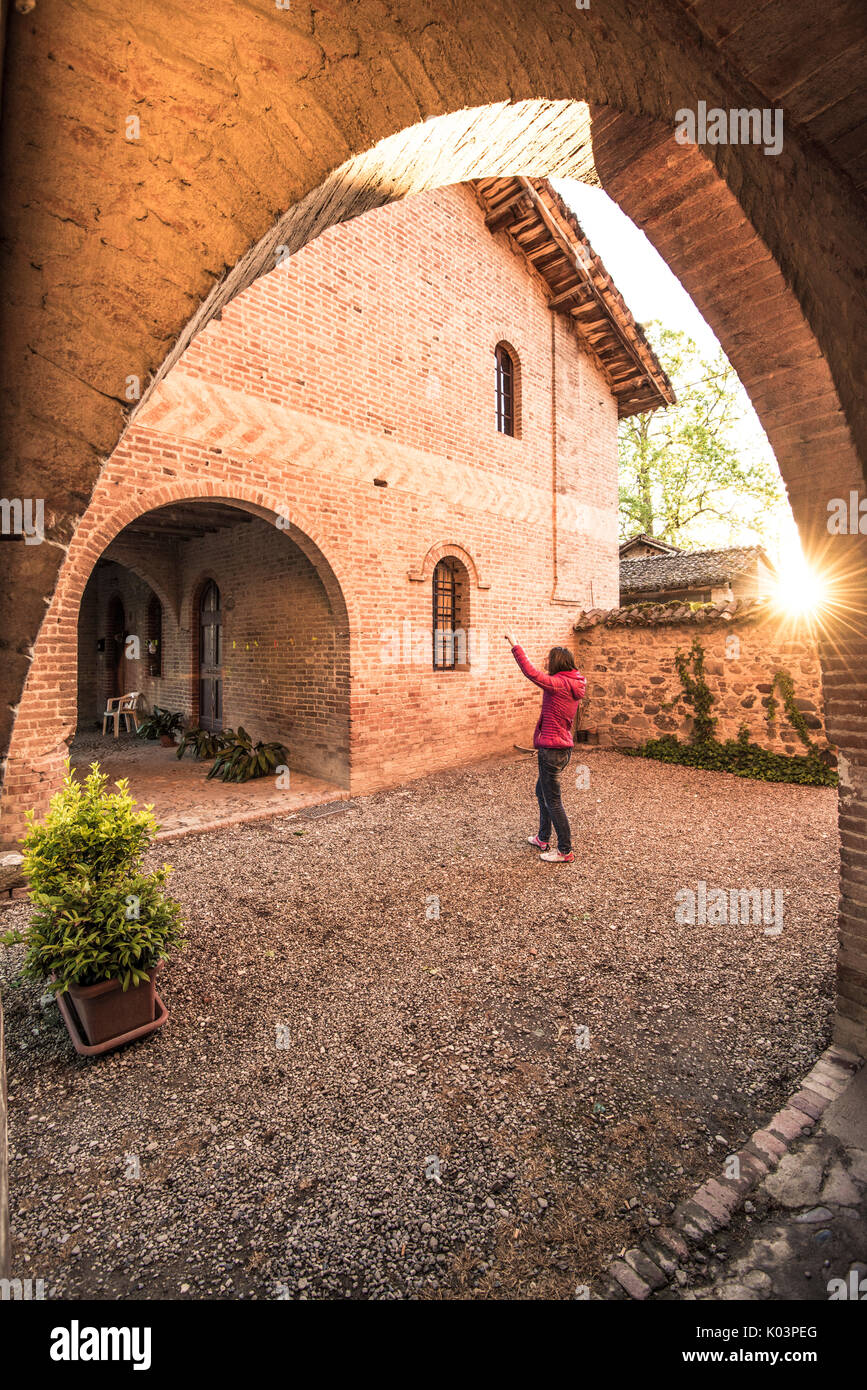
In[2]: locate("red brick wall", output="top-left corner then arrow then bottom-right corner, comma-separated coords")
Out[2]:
176,183 -> 619,612
76,578 -> 99,726
88,561 -> 187,724
1,183 -> 620,842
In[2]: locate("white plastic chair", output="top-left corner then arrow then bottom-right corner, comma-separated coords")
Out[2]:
102,691 -> 141,738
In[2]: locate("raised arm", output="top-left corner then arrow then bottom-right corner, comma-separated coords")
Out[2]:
507,640 -> 563,693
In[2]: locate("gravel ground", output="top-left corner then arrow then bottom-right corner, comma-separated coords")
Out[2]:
0,751 -> 838,1300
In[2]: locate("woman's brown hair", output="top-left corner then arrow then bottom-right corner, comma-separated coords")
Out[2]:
547,646 -> 577,675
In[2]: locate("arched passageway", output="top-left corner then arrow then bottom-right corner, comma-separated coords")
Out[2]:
2,494 -> 352,844
0,7 -> 865,1043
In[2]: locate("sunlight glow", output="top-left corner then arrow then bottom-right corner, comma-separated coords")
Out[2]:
773,554 -> 829,619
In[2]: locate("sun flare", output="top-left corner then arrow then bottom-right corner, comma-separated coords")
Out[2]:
774,557 -> 828,618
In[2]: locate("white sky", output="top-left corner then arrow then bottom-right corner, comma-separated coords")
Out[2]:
553,179 -> 803,571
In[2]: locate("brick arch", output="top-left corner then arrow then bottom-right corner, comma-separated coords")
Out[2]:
0,13 -> 865,1047
188,570 -> 222,626
408,542 -> 490,591
4,54 -> 866,774
65,488 -> 354,637
0,486 -> 355,842
187,570 -> 223,731
95,554 -> 178,629
110,106 -> 864,655
151,105 -> 861,579
4,89 -> 866,768
492,340 -> 522,440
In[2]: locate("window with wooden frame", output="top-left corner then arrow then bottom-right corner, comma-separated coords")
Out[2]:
432,557 -> 469,670
495,343 -> 517,436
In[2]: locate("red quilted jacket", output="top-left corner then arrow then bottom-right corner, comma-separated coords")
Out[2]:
511,645 -> 586,748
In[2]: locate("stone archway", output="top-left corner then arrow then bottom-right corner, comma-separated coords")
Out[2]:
1,7 -> 865,1044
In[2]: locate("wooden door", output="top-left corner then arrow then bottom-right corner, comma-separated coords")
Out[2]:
198,581 -> 223,731
107,595 -> 126,699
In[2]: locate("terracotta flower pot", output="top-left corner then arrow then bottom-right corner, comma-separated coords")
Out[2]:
160,733 -> 175,747
64,961 -> 164,1046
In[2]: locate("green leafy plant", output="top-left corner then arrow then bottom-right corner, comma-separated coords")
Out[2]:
206,727 -> 288,783
1,764 -> 184,994
136,706 -> 184,741
765,669 -> 813,748
618,323 -> 784,547
621,732 -> 837,786
176,727 -> 235,761
673,636 -> 717,744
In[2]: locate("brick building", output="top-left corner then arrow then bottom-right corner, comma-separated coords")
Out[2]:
3,177 -> 672,839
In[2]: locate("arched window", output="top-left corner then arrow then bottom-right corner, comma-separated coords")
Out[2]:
432,557 -> 469,670
495,343 -> 517,436
146,593 -> 162,677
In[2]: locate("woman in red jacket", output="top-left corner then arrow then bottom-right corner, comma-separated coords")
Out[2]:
505,633 -> 586,864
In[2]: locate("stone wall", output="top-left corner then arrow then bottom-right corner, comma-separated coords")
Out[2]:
573,601 -> 831,756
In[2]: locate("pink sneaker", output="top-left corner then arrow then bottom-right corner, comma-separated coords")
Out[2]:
527,835 -> 549,850
539,849 -> 574,863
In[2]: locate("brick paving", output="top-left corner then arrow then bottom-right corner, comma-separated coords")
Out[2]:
70,732 -> 348,839
682,1058 -> 867,1301
600,1045 -> 866,1301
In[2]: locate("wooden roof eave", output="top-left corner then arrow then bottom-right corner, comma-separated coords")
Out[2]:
473,176 -> 676,420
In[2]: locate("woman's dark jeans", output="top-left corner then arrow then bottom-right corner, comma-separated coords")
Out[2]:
535,747 -> 573,853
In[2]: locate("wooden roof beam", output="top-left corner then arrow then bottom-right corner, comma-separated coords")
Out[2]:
484,190 -> 531,232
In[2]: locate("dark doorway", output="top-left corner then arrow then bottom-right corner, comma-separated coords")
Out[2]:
106,594 -> 126,699
198,580 -> 222,731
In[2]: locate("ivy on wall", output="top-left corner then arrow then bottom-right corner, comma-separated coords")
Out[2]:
622,636 -> 837,787
765,668 -> 813,747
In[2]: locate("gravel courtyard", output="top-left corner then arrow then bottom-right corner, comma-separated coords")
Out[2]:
0,751 -> 838,1300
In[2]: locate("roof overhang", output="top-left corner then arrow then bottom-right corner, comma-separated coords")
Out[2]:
473,177 -> 676,418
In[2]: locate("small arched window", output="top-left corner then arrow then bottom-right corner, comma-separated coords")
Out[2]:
432,557 -> 469,670
495,343 -> 516,436
146,593 -> 162,677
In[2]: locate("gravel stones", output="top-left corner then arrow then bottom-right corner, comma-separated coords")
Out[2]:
0,751 -> 837,1299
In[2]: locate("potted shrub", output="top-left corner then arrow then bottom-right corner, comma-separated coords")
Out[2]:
1,764 -> 184,1055
136,706 -> 184,747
